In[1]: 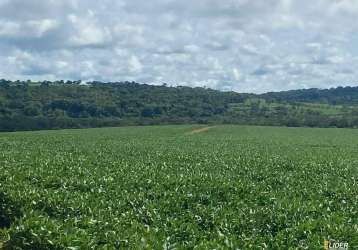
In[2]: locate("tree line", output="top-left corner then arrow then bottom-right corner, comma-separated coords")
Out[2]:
0,79 -> 358,131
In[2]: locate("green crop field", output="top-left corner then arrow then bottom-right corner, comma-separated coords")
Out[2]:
0,125 -> 357,249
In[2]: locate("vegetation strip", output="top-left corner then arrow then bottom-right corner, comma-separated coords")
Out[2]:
2,80 -> 358,132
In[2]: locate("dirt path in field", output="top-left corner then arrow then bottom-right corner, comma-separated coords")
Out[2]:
186,126 -> 216,135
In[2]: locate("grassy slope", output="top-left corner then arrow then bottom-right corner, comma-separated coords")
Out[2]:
0,125 -> 357,249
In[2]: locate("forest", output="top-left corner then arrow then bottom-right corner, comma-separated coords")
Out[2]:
1,79 -> 358,131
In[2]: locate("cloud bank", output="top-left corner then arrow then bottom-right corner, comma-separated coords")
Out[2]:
1,0 -> 358,93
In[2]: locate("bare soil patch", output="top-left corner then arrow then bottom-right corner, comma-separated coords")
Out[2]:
187,126 -> 215,135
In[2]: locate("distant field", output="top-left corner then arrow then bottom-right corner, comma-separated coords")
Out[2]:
0,125 -> 357,249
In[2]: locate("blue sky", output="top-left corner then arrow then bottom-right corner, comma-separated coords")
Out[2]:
0,0 -> 357,93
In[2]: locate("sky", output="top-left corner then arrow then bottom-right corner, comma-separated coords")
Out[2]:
0,0 -> 358,93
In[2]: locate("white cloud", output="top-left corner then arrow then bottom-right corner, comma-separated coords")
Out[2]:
0,20 -> 20,37
27,19 -> 59,37
128,55 -> 143,73
184,44 -> 200,53
0,0 -> 358,93
0,18 -> 59,39
233,68 -> 242,81
67,14 -> 112,47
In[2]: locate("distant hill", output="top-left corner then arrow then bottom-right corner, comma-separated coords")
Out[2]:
260,86 -> 358,105
1,79 -> 358,131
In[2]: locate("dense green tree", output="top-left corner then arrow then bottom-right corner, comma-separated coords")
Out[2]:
0,80 -> 358,131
